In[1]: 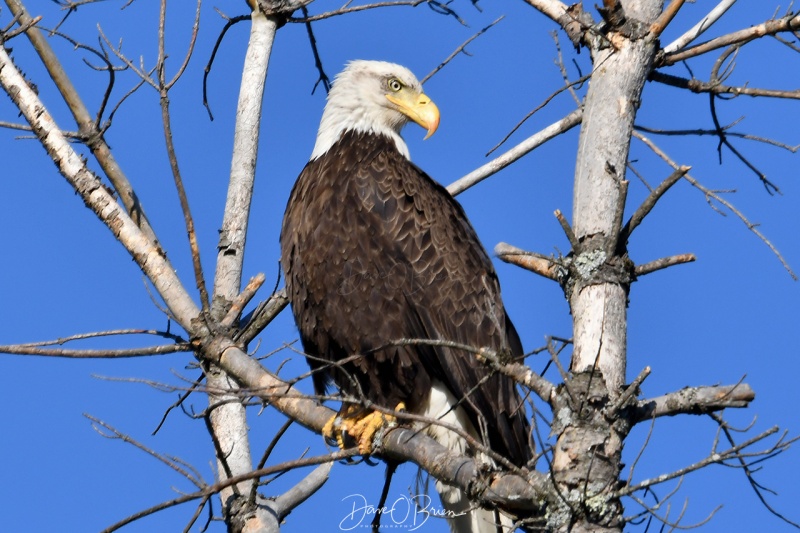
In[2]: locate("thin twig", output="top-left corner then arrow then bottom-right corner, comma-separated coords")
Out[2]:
621,165 -> 690,242
606,366 -> 651,419
632,130 -> 797,280
554,209 -> 581,251
100,450 -> 359,533
709,413 -> 800,529
220,273 -> 267,329
421,15 -> 504,84
635,254 -> 696,276
615,426 -> 781,498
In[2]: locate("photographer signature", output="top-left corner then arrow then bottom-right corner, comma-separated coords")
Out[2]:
339,493 -> 459,531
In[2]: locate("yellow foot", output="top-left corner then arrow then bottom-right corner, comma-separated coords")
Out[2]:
323,402 -> 406,455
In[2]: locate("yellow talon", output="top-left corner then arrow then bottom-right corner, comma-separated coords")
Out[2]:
322,402 -> 405,455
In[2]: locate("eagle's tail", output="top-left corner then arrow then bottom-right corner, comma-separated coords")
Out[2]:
423,381 -> 517,533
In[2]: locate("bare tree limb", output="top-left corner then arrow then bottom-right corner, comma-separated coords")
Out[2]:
237,288 -> 290,344
661,12 -> 800,65
495,242 -> 563,282
220,273 -> 267,329
615,426 -> 785,498
0,43 -> 204,329
156,0 -> 211,317
203,337 -> 554,512
606,366 -> 651,419
621,165 -> 690,243
204,9 -> 280,531
99,449 -> 359,533
632,130 -> 798,280
632,383 -> 755,423
635,122 -> 800,153
662,0 -> 736,53
272,462 -> 333,517
635,254 -> 696,276
447,109 -> 582,197
709,413 -> 800,529
4,0 -> 160,242
522,0 -> 593,47
289,0 -> 467,25
0,343 -> 191,357
651,70 -> 800,99
647,0 -> 687,40
421,15 -> 503,84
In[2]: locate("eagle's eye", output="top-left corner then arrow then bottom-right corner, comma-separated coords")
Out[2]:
387,78 -> 403,92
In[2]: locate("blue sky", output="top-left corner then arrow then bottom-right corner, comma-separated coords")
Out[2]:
1,1 -> 798,532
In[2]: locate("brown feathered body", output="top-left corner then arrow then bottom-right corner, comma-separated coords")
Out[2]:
280,130 -> 531,467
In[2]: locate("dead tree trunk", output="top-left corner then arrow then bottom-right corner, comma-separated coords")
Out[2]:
552,1 -> 663,531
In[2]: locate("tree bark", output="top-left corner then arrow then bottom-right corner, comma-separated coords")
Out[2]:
556,1 -> 664,531
208,9 -> 279,533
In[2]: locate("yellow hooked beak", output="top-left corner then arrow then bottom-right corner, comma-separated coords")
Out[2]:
386,91 -> 440,140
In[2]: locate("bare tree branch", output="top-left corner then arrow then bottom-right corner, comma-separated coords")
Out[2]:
4,0 -> 160,241
289,0 -> 467,25
447,109 -> 582,196
0,343 -> 191,358
661,12 -> 800,65
495,242 -> 563,282
0,43 -> 204,328
615,426 -> 789,498
99,449 -> 359,533
647,0 -> 687,40
632,383 -> 755,423
663,0 -> 737,53
635,253 -> 697,276
651,70 -> 800,99
621,165 -> 690,242
421,15 -> 504,84
633,130 -> 798,280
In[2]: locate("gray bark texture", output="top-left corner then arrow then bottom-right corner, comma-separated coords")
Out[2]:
558,1 -> 663,531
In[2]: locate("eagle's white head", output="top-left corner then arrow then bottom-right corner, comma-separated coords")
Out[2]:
310,60 -> 440,161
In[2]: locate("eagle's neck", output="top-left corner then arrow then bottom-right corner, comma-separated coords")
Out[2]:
310,103 -> 410,161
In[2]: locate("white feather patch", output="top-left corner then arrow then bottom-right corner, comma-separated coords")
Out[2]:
420,381 -> 516,533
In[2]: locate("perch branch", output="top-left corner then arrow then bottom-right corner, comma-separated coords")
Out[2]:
204,338 -> 553,512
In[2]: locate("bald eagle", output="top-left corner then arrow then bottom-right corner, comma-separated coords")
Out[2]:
280,60 -> 531,532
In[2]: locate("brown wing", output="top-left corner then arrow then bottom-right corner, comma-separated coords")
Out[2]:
280,130 -> 531,466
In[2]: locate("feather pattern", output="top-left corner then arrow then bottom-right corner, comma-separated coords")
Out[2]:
281,130 -> 531,468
